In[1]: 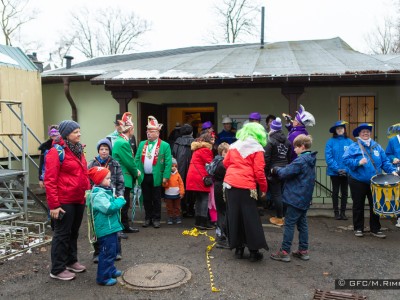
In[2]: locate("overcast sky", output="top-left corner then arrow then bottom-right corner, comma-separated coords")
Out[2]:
22,0 -> 397,63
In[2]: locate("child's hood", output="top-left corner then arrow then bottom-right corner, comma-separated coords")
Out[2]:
91,186 -> 113,197
301,151 -> 318,168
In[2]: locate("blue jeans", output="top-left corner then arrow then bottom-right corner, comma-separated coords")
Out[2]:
281,205 -> 308,253
97,233 -> 118,284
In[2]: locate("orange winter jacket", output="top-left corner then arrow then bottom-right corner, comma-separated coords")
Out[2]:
163,171 -> 185,198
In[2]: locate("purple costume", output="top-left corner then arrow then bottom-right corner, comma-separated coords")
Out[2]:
285,123 -> 308,161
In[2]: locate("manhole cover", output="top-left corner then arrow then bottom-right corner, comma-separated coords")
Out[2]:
120,263 -> 192,291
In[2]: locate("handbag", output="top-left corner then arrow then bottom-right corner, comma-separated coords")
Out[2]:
193,162 -> 213,187
202,175 -> 213,187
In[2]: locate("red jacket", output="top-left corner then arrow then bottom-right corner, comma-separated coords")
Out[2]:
44,138 -> 90,209
186,141 -> 213,192
223,139 -> 268,193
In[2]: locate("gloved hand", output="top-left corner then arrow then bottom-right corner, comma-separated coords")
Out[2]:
270,167 -> 279,176
338,169 -> 347,177
282,113 -> 292,123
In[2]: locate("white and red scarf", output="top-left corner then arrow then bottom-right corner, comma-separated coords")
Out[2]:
141,138 -> 161,165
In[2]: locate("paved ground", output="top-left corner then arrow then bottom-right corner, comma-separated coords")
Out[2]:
0,205 -> 399,300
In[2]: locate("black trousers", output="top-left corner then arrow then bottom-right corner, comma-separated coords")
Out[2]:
214,181 -> 227,237
120,187 -> 131,230
226,187 -> 268,251
268,178 -> 286,218
51,203 -> 85,275
141,174 -> 162,221
348,177 -> 381,232
330,176 -> 348,212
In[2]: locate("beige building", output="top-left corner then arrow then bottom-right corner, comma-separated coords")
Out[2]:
42,38 -> 400,202
0,45 -> 44,159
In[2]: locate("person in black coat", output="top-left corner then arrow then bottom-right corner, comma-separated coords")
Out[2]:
212,142 -> 230,248
264,118 -> 292,226
172,124 -> 195,216
38,125 -> 60,188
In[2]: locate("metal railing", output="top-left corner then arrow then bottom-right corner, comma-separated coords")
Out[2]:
0,100 -> 47,220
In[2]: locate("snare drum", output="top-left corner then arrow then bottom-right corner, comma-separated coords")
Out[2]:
370,174 -> 400,218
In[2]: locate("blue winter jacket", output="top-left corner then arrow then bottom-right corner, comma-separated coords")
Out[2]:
86,186 -> 125,238
385,136 -> 400,163
325,135 -> 353,176
342,139 -> 395,184
217,130 -> 237,145
276,151 -> 317,210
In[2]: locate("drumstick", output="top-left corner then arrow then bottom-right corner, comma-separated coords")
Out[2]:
357,140 -> 366,159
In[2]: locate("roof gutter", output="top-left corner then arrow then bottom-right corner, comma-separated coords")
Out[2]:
62,77 -> 78,121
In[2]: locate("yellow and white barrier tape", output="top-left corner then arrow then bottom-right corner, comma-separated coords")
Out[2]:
182,227 -> 220,292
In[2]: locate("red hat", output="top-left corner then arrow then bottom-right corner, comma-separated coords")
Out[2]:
88,167 -> 110,185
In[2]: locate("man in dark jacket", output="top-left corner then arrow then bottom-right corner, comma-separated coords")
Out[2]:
264,117 -> 292,226
172,124 -> 195,216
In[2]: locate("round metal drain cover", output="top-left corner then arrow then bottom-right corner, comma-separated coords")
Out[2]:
120,263 -> 191,290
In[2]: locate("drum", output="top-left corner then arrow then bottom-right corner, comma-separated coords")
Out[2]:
371,174 -> 400,218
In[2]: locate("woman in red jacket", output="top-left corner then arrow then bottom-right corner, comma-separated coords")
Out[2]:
185,132 -> 214,229
224,122 -> 269,262
45,120 -> 90,281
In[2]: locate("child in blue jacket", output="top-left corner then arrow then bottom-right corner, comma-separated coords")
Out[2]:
87,167 -> 126,286
270,134 -> 317,262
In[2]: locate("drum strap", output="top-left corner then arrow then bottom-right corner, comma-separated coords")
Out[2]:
357,140 -> 379,174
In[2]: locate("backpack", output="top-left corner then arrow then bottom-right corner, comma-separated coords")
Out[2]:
206,156 -> 223,177
40,144 -> 65,181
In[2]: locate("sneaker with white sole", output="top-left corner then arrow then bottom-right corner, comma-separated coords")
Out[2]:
270,249 -> 291,262
354,230 -> 364,237
50,269 -> 76,281
66,262 -> 86,273
396,218 -> 400,228
292,250 -> 310,261
371,231 -> 386,239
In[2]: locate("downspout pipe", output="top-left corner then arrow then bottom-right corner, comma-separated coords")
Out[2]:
62,77 -> 78,121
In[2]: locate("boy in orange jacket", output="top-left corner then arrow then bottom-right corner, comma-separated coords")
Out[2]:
163,158 -> 185,224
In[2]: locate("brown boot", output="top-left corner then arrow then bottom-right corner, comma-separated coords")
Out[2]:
269,217 -> 284,226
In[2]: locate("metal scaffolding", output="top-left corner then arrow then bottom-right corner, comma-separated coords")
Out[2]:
0,101 -> 50,259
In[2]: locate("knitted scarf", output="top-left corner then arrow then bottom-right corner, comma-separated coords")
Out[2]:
66,140 -> 83,159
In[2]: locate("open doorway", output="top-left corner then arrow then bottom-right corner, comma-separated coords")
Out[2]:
167,104 -> 216,138
137,102 -> 217,142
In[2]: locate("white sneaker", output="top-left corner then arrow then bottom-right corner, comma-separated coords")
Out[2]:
396,219 -> 400,228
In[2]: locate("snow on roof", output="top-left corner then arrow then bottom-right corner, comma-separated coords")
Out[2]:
0,52 -> 19,66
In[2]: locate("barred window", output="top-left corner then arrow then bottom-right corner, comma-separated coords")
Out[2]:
339,96 -> 375,139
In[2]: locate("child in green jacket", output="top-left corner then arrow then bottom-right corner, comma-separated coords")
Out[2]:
87,167 -> 126,286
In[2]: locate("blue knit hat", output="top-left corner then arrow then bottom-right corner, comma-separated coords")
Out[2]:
97,138 -> 112,154
58,120 -> 80,139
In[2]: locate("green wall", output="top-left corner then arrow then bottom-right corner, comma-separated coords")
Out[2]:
42,82 -> 400,167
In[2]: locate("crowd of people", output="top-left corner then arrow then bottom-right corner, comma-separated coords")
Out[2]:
39,105 -> 400,284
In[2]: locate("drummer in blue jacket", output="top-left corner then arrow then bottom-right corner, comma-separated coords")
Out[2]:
342,123 -> 397,238
325,121 -> 353,220
385,123 -> 400,228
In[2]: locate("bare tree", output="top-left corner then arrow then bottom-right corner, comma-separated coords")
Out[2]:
365,17 -> 400,54
213,0 -> 260,43
0,0 -> 36,46
52,36 -> 76,67
68,6 -> 150,59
